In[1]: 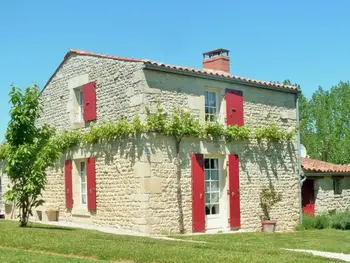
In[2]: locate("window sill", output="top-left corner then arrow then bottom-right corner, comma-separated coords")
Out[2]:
71,122 -> 85,129
334,194 -> 343,198
71,208 -> 90,217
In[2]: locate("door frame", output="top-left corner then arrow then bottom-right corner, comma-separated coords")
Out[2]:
203,155 -> 228,231
302,179 -> 315,216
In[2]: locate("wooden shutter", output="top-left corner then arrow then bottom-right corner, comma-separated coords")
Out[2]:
64,160 -> 73,209
191,153 -> 205,232
228,154 -> 241,228
225,89 -> 244,126
86,157 -> 96,210
83,81 -> 97,121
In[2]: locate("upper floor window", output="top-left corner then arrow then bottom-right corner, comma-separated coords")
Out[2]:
205,91 -> 217,122
76,89 -> 84,123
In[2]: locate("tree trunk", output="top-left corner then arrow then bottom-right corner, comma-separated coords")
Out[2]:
175,138 -> 185,234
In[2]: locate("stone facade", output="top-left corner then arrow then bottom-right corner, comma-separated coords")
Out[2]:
4,51 -> 300,234
314,177 -> 350,214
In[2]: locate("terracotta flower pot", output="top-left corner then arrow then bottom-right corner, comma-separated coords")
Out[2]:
261,220 -> 277,232
46,209 -> 58,221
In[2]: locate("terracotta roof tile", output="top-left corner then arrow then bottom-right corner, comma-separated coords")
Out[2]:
302,157 -> 350,173
66,49 -> 299,92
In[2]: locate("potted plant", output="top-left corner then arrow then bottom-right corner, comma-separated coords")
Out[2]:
260,186 -> 282,232
46,207 -> 59,221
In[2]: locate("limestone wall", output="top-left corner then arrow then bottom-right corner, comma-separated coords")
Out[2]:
29,135 -> 299,234
314,177 -> 350,214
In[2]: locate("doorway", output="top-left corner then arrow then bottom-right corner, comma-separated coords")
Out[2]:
204,158 -> 227,230
302,179 -> 315,215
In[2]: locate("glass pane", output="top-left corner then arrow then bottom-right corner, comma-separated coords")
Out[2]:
205,91 -> 209,106
211,181 -> 219,191
205,205 -> 210,215
82,195 -> 86,205
205,170 -> 210,180
212,204 -> 219,215
209,92 -> 216,107
205,193 -> 210,203
210,159 -> 218,169
211,192 -> 219,203
204,159 -> 210,169
209,107 -> 216,114
210,170 -> 218,181
205,182 -> 210,192
205,107 -> 209,114
81,162 -> 85,172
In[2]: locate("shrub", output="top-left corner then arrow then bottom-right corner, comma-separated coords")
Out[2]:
297,214 -> 330,230
313,214 -> 330,229
330,211 -> 350,230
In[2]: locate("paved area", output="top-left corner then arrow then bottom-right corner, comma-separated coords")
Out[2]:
282,248 -> 350,262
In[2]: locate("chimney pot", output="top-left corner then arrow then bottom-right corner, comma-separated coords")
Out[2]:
202,48 -> 230,73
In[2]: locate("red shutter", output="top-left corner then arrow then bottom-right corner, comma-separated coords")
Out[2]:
191,153 -> 205,232
228,154 -> 241,228
225,89 -> 244,126
83,81 -> 97,121
86,157 -> 96,210
64,160 -> 73,209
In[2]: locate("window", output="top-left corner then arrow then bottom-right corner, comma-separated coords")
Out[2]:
77,89 -> 84,122
80,162 -> 87,205
205,91 -> 217,122
333,178 -> 342,195
204,158 -> 220,215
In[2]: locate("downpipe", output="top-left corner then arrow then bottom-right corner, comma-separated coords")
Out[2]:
296,95 -> 305,224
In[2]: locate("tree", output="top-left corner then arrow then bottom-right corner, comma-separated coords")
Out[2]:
4,85 -> 65,227
283,80 -> 350,164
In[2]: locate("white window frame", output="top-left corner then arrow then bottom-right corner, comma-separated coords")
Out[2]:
204,158 -> 221,217
204,90 -> 219,122
74,88 -> 84,123
80,161 -> 87,206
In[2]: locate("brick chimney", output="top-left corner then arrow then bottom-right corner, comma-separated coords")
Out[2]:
202,48 -> 230,73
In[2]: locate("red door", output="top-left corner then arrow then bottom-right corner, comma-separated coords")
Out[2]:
64,160 -> 73,209
191,153 -> 205,232
228,154 -> 240,228
302,179 -> 315,215
86,157 -> 97,210
225,89 -> 244,126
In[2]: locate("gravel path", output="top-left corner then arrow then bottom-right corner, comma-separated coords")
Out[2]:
282,248 -> 350,262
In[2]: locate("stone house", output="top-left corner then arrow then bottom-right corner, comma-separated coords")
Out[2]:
2,48 -> 301,234
302,157 -> 350,215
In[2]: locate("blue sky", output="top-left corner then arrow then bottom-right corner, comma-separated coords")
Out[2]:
1,0 -> 349,140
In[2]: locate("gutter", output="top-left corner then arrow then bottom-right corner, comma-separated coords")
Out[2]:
296,95 -> 305,224
304,172 -> 350,177
144,64 -> 301,94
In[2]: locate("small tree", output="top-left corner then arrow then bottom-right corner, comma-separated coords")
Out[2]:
260,186 -> 282,220
4,85 -> 65,227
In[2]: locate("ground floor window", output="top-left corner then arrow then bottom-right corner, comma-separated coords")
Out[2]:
333,178 -> 342,195
80,161 -> 87,205
204,158 -> 220,215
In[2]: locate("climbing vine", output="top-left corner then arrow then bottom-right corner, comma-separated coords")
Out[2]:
0,106 -> 295,162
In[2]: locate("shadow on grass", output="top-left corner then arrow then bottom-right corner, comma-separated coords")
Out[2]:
29,225 -> 75,231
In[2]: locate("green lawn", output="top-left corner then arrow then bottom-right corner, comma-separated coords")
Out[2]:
0,220 -> 346,263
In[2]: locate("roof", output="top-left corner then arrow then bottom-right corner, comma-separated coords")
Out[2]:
302,157 -> 350,173
59,49 -> 299,93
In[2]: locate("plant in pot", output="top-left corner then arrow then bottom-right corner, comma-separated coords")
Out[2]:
260,185 -> 282,232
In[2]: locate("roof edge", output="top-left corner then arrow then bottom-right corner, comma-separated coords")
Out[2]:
144,64 -> 300,94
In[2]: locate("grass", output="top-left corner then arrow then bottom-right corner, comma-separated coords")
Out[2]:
0,220 -> 347,262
